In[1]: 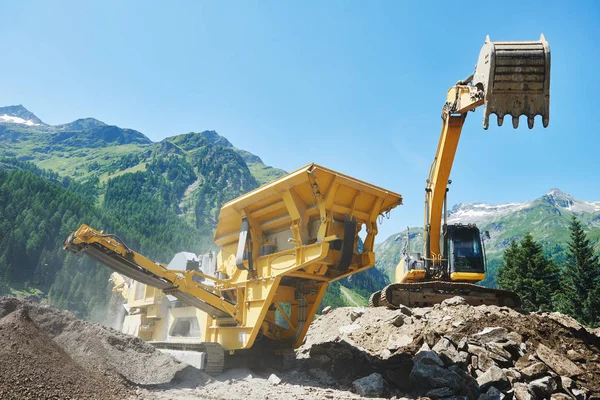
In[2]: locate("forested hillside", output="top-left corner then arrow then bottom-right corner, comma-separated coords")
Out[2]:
0,105 -> 383,318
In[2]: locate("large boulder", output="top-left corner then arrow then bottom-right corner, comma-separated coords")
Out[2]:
472,327 -> 509,344
519,362 -> 548,379
528,376 -> 558,398
476,366 -> 509,391
352,373 -> 384,397
433,337 -> 468,367
409,351 -> 463,392
536,343 -> 583,377
513,383 -> 534,400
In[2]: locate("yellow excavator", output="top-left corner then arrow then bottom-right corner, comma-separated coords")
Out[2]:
370,35 -> 551,309
65,164 -> 402,375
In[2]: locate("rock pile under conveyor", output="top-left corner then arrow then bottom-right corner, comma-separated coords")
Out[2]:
0,297 -> 206,395
297,296 -> 600,399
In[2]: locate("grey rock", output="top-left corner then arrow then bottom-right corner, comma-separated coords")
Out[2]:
506,331 -> 523,343
485,343 -> 514,361
472,327 -> 509,344
448,365 -> 480,399
350,308 -> 364,322
308,368 -> 336,386
426,387 -> 456,398
397,304 -> 413,316
520,343 -> 527,352
425,331 -> 440,347
504,368 -> 522,383
308,354 -> 331,368
419,343 -> 432,352
528,376 -> 558,398
566,349 -> 585,362
388,314 -> 405,327
498,340 -> 523,359
352,373 -> 385,397
447,333 -> 468,351
433,337 -> 465,366
409,363 -> 462,391
386,332 -> 413,350
385,365 -> 414,391
268,373 -> 282,385
547,312 -> 584,331
476,366 -> 509,391
536,343 -> 584,377
513,383 -> 534,400
379,348 -> 392,359
478,386 -> 505,400
322,306 -> 332,315
520,362 -> 548,379
413,350 -> 444,367
571,387 -> 589,400
560,376 -> 573,390
442,296 -> 467,306
468,344 -> 496,371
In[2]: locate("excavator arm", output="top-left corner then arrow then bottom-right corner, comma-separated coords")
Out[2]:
424,35 -> 551,264
371,35 -> 550,310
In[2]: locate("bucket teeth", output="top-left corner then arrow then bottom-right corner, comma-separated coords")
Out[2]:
473,35 -> 550,130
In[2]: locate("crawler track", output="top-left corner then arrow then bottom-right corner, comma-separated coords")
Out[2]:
375,281 -> 521,309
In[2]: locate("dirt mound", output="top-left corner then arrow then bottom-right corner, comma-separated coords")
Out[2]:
0,306 -> 129,400
297,299 -> 600,398
0,297 -> 195,386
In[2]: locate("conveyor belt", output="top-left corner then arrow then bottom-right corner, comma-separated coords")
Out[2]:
84,245 -> 234,319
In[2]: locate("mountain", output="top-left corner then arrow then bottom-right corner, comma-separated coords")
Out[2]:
0,105 -> 45,126
0,105 -> 285,185
0,105 -> 372,319
374,189 -> 600,287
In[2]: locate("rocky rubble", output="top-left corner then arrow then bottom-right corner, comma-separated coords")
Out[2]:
297,297 -> 600,399
0,297 -> 203,399
1,295 -> 599,400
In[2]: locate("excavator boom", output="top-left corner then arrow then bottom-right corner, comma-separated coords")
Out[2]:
372,35 -> 550,309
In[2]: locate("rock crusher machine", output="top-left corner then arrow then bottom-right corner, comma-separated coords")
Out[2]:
65,163 -> 402,374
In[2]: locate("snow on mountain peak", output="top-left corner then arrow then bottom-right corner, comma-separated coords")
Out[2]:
447,201 -> 531,224
0,105 -> 44,126
448,189 -> 600,224
0,114 -> 41,126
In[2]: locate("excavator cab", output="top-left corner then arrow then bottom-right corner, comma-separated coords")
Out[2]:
444,224 -> 485,280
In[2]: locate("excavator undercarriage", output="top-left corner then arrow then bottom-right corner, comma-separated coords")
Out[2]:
370,282 -> 522,309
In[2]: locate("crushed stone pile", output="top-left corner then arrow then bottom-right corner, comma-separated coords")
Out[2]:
297,297 -> 600,399
0,306 -> 129,400
0,297 -> 201,397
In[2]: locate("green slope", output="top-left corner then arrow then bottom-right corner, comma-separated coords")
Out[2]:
374,189 -> 600,288
0,106 -> 367,317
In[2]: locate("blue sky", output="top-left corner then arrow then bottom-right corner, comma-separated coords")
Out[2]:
1,1 -> 599,241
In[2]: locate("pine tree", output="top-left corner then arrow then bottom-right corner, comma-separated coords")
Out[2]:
555,216 -> 600,327
497,233 -> 560,312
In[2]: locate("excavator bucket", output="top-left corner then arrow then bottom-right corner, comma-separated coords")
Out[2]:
473,34 -> 550,129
